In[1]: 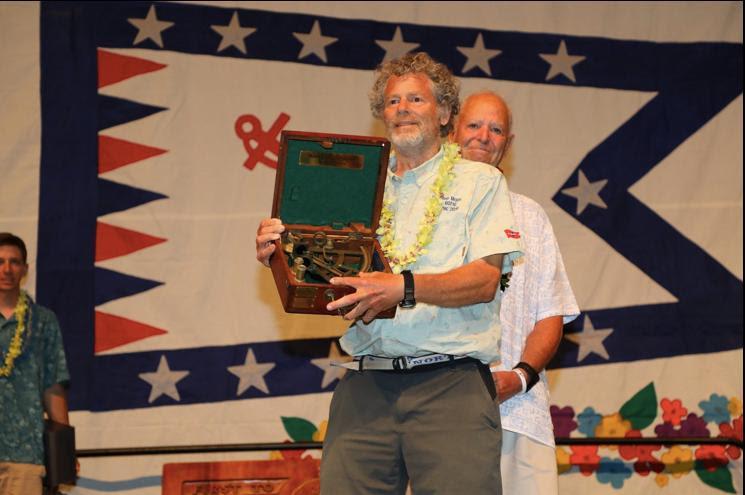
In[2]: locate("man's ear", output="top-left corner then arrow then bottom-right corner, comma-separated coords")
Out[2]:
439,106 -> 452,128
495,133 -> 516,170
505,133 -> 515,154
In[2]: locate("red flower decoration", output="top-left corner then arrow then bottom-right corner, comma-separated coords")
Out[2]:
570,445 -> 601,476
661,398 -> 687,426
618,430 -> 664,476
718,415 -> 743,460
695,445 -> 729,472
279,440 -> 311,460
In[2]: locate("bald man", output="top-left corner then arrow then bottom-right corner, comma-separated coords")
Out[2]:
453,92 -> 580,494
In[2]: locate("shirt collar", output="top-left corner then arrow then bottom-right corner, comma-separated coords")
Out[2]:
387,145 -> 445,186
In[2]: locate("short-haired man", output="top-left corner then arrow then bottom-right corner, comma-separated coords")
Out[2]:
0,232 -> 72,495
453,91 -> 580,494
257,54 -> 523,494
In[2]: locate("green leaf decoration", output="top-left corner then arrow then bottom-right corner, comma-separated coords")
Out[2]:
281,416 -> 318,442
619,382 -> 657,430
695,461 -> 736,493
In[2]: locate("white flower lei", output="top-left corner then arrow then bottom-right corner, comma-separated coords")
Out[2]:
377,142 -> 459,273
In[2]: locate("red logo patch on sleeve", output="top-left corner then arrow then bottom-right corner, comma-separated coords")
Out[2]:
504,229 -> 521,239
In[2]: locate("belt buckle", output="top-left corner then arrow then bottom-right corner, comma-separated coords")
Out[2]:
392,356 -> 408,371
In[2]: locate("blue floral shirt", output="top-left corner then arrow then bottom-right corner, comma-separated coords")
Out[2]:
0,297 -> 70,465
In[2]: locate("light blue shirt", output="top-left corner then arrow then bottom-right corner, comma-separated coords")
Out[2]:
340,146 -> 523,363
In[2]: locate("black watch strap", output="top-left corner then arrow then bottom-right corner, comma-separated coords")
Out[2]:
399,270 -> 416,308
513,361 -> 540,392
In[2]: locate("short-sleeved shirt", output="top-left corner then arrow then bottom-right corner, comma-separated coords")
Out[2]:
497,193 -> 579,447
340,146 -> 523,364
0,296 -> 70,465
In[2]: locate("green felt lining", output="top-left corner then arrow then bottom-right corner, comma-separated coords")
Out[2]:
279,139 -> 384,228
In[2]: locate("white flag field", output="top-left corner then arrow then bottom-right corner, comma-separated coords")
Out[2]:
0,2 -> 741,494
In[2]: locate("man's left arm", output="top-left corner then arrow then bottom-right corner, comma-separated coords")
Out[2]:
43,383 -> 70,425
327,254 -> 504,322
493,201 -> 579,403
494,315 -> 563,403
41,310 -> 72,425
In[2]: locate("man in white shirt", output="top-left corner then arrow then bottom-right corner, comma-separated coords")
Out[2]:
453,91 -> 580,494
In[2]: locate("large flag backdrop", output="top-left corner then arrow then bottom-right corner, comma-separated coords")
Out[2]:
0,1 -> 742,493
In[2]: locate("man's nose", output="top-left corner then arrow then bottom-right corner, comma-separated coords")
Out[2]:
396,99 -> 410,114
476,126 -> 489,142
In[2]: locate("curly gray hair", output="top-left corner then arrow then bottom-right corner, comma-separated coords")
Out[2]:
369,52 -> 460,137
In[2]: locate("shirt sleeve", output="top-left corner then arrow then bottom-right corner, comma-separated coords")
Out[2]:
41,309 -> 71,391
466,168 -> 523,273
534,208 -> 580,324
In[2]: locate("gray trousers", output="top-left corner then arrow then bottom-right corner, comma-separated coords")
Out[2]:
320,359 -> 502,495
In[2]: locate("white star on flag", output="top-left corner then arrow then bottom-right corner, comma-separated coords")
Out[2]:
293,20 -> 338,63
211,12 -> 256,54
227,348 -> 276,395
128,5 -> 174,48
564,315 -> 614,362
456,33 -> 501,76
539,40 -> 586,83
138,355 -> 190,403
311,342 -> 351,389
561,169 -> 608,215
375,26 -> 420,62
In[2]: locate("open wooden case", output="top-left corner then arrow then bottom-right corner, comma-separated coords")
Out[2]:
269,130 -> 396,318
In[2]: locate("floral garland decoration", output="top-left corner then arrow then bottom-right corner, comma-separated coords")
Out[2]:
377,142 -> 459,273
0,291 -> 29,378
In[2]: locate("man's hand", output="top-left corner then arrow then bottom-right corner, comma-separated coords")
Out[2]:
326,271 -> 404,323
256,218 -> 284,266
493,370 -> 523,404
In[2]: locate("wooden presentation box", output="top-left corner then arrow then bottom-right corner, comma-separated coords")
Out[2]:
270,130 -> 395,318
161,458 -> 320,495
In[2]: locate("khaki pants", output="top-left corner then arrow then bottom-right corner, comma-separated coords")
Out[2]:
321,360 -> 502,494
500,430 -> 558,495
0,462 -> 45,495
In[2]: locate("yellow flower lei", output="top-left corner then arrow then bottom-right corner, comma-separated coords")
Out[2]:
0,291 -> 29,378
377,142 -> 459,273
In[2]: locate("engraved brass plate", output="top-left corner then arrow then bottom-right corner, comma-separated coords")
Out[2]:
296,286 -> 318,298
299,150 -> 363,170
183,478 -> 287,494
293,286 -> 318,309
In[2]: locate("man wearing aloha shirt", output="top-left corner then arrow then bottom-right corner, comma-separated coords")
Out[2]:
0,233 -> 71,495
453,91 -> 580,494
257,53 -> 522,494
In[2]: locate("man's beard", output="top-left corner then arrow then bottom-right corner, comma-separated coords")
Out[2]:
390,129 -> 425,150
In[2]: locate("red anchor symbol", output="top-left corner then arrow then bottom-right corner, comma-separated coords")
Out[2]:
234,112 -> 291,170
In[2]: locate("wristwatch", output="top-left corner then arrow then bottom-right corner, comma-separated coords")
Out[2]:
399,270 -> 416,308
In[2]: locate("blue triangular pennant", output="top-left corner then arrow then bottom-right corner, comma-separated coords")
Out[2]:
94,267 -> 163,306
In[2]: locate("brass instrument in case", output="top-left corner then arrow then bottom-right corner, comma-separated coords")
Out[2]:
269,130 -> 395,318
283,231 -> 372,283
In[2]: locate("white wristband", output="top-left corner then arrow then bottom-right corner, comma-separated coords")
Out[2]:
513,368 -> 527,394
